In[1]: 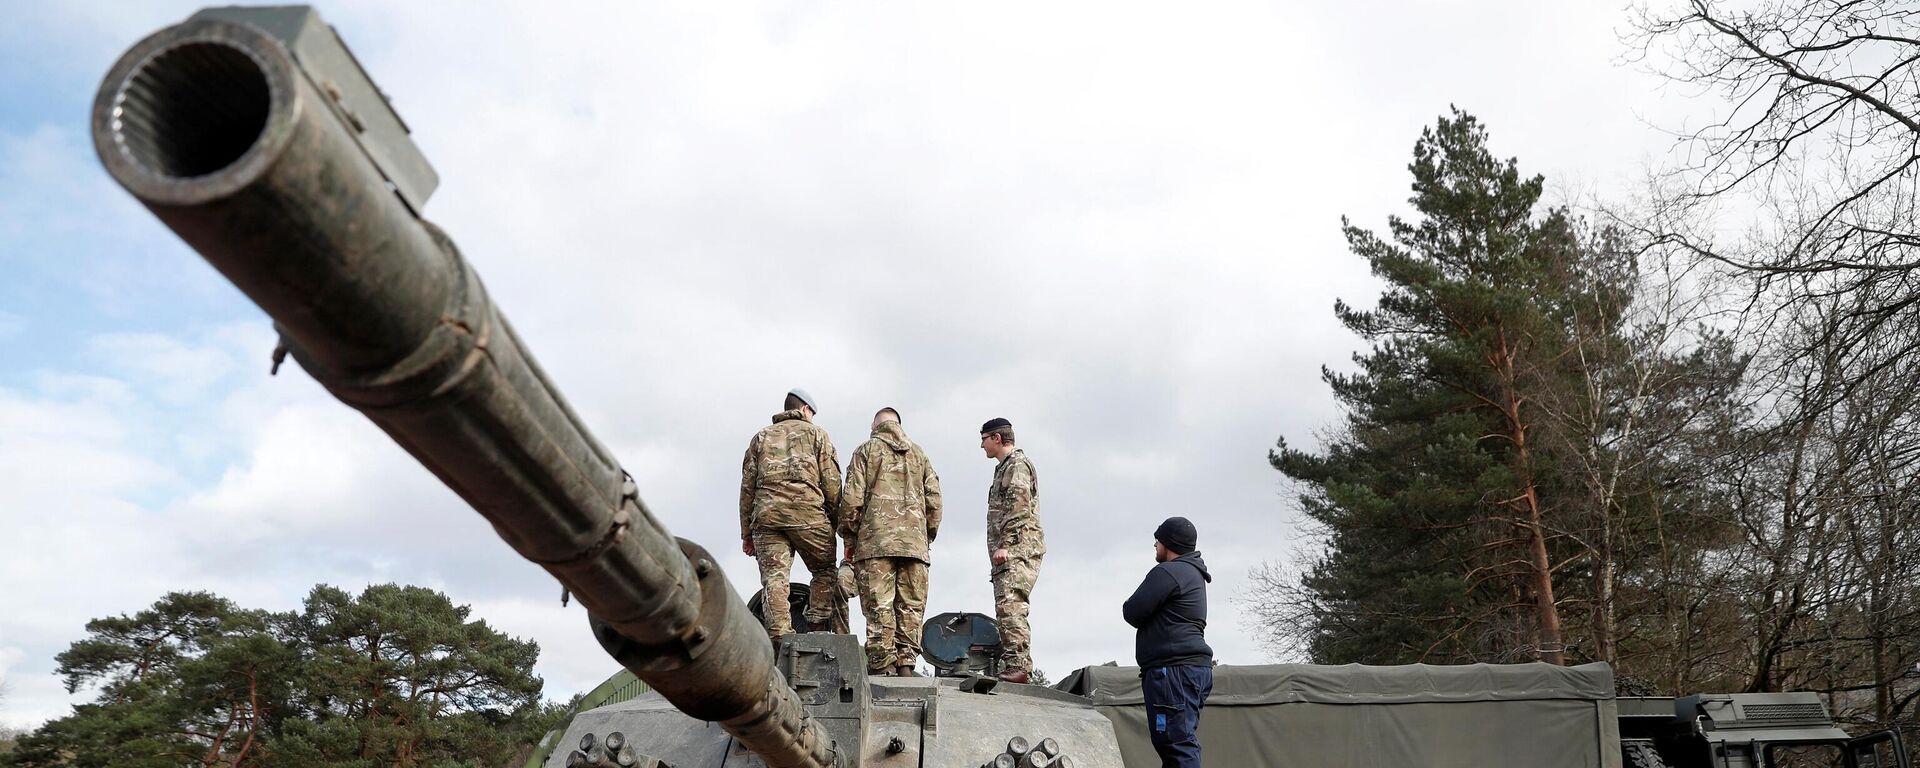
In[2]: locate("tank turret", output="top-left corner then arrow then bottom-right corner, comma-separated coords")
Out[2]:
90,8 -> 1124,768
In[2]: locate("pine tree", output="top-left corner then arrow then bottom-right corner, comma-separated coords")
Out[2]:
11,593 -> 296,768
6,586 -> 548,768
278,584 -> 543,768
1273,109 -> 1603,665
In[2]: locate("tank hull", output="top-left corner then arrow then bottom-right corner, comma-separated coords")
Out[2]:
556,675 -> 1124,768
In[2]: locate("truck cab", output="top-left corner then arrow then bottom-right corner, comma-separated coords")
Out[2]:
1619,692 -> 1909,768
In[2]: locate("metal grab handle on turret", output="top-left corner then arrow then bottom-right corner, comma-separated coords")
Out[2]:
90,8 -> 835,767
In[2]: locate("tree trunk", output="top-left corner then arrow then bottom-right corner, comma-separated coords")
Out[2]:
231,666 -> 262,768
1523,499 -> 1566,665
1500,332 -> 1564,666
1591,504 -> 1616,664
361,634 -> 381,760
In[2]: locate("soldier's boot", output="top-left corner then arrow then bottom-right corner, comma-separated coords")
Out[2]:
867,649 -> 895,677
997,667 -> 1031,684
894,664 -> 921,678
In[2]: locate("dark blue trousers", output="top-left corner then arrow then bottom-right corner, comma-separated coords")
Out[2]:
1140,664 -> 1212,768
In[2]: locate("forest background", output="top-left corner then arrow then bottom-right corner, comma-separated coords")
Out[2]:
1249,0 -> 1920,751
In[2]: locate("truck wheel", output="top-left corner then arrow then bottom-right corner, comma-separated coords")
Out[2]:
1622,740 -> 1670,768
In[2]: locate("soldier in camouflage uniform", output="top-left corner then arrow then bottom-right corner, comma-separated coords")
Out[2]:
740,388 -> 844,643
838,407 -> 942,676
980,417 -> 1044,683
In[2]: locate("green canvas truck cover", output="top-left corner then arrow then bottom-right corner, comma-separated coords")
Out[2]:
1057,662 -> 1622,768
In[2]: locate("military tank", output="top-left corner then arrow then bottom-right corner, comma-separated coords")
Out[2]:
91,8 -> 1919,768
89,7 -> 1124,768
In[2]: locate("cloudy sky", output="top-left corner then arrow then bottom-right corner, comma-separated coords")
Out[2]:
0,1 -> 1695,729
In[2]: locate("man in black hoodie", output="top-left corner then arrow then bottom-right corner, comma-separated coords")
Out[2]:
1121,517 -> 1213,768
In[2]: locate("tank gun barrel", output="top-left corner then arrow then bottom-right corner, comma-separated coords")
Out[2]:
90,9 -> 834,767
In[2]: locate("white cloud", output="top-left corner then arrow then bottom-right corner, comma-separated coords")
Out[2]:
0,379 -> 193,728
0,0 -> 1704,730
85,333 -> 237,405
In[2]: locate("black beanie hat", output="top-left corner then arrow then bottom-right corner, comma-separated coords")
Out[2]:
980,417 -> 1012,433
1155,517 -> 1198,554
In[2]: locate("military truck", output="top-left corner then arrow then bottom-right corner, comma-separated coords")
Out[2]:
88,7 -> 1914,768
1061,661 -> 1910,768
1618,693 -> 1909,768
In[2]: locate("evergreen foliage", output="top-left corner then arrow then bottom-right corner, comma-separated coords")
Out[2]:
5,586 -> 562,768
1271,109 -> 1744,666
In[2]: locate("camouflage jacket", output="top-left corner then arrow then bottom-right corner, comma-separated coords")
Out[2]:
838,420 -> 942,562
740,409 -> 842,535
987,448 -> 1045,559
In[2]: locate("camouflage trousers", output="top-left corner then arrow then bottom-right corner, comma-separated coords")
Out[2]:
828,564 -> 856,635
991,554 -> 1041,671
753,524 -> 838,640
855,557 -> 928,671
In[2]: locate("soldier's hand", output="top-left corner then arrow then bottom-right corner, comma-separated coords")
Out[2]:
742,538 -> 755,557
991,548 -> 1010,566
